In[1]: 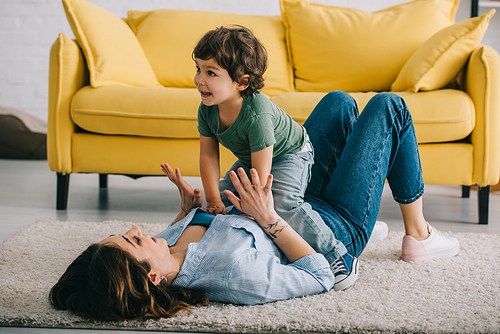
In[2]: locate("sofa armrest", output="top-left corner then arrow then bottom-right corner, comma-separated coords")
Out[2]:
462,44 -> 500,186
48,33 -> 89,173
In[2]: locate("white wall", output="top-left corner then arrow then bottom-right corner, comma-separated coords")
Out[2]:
0,0 -> 496,122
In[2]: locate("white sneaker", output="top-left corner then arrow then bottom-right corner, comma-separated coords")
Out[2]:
369,221 -> 388,243
401,223 -> 459,262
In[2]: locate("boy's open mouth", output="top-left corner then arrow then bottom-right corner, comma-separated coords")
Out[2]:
200,90 -> 212,97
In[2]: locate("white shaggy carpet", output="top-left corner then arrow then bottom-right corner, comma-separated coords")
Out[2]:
0,220 -> 499,333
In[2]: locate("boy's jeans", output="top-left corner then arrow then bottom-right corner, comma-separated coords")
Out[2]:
219,137 -> 315,220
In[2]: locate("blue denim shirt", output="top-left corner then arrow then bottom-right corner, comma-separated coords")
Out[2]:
154,208 -> 334,305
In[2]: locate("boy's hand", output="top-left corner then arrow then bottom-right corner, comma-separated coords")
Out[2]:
161,163 -> 203,213
205,200 -> 227,215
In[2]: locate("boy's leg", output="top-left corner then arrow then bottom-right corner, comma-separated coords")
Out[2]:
271,139 -> 313,214
219,159 -> 251,207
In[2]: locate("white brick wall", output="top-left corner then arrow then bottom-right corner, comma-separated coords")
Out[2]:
0,0 -> 494,122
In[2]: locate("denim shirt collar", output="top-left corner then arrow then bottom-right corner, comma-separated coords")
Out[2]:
161,206 -> 236,246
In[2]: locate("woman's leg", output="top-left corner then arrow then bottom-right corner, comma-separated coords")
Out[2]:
305,92 -> 424,257
399,198 -> 428,239
376,96 -> 459,262
305,92 -> 459,262
304,92 -> 359,199
399,196 -> 459,262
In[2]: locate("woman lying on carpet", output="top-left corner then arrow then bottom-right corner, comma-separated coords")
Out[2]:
50,91 -> 459,321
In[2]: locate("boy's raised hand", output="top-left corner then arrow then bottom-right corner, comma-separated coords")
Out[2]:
161,163 -> 203,214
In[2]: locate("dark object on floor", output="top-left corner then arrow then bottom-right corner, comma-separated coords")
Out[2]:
0,106 -> 47,159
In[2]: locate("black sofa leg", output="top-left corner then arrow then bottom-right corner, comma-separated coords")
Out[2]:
56,172 -> 70,210
478,186 -> 489,225
99,174 -> 108,188
462,185 -> 471,198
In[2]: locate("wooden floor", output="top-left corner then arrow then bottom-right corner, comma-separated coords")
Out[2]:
1,158 -> 499,333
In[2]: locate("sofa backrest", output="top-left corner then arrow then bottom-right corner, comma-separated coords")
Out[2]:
63,0 -> 492,96
127,9 -> 294,97
281,0 -> 459,93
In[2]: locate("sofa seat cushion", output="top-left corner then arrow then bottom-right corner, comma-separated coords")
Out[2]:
72,86 -> 201,138
270,90 -> 474,144
72,87 -> 474,144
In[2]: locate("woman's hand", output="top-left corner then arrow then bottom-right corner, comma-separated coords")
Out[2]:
161,163 -> 203,220
224,167 -> 315,262
223,167 -> 279,224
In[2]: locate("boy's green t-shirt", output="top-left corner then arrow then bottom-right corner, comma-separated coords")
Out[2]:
197,92 -> 305,165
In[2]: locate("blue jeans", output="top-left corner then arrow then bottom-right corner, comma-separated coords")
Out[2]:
220,138 -> 314,217
220,145 -> 346,263
303,91 -> 424,259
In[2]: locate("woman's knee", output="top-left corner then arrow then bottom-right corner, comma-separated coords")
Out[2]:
368,93 -> 408,114
364,93 -> 411,122
305,91 -> 357,130
321,91 -> 356,107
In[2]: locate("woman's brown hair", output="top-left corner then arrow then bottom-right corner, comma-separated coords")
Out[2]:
49,243 -> 208,320
193,25 -> 268,97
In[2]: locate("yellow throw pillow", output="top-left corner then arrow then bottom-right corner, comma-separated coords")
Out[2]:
281,0 -> 459,93
392,9 -> 495,92
127,9 -> 294,96
62,0 -> 160,87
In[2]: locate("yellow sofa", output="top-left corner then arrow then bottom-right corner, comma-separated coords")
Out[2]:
48,0 -> 500,224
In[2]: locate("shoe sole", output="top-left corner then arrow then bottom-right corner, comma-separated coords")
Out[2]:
427,241 -> 460,260
334,257 -> 359,291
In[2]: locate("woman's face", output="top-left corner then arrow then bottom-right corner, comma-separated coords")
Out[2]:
100,226 -> 170,276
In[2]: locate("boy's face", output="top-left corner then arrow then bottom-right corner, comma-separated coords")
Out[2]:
194,57 -> 246,108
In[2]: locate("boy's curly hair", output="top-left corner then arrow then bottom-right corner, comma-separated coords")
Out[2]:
193,25 -> 268,97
